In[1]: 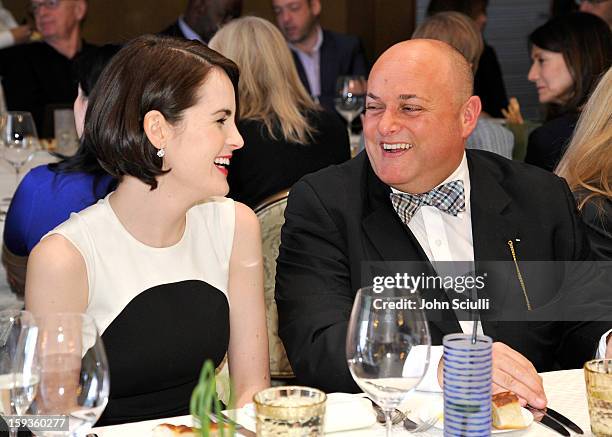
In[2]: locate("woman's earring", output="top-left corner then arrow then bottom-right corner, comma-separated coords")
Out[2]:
157,148 -> 165,158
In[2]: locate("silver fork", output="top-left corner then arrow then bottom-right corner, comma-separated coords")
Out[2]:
404,415 -> 439,433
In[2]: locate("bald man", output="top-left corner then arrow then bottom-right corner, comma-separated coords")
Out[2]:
275,39 -> 611,404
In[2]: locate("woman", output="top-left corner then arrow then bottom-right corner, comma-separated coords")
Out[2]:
209,16 -> 350,209
412,11 -> 514,159
526,12 -> 611,172
25,35 -> 270,424
2,45 -> 118,296
556,67 -> 612,261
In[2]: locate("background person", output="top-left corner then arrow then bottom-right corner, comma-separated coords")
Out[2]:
0,1 -> 31,49
209,16 -> 350,208
25,35 -> 269,425
2,44 -> 119,297
525,12 -> 611,171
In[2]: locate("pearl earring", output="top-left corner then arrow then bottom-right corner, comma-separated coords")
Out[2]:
157,148 -> 165,158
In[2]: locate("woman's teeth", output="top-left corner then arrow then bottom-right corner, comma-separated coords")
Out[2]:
214,157 -> 230,166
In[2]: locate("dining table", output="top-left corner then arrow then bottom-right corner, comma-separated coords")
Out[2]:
0,149 -> 57,310
91,368 -> 594,436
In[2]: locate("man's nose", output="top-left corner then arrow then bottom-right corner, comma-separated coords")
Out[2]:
377,110 -> 400,136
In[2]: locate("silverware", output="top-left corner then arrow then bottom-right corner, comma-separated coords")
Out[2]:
541,407 -> 584,434
368,398 -> 406,425
403,415 -> 439,433
209,412 -> 256,437
526,405 -> 570,436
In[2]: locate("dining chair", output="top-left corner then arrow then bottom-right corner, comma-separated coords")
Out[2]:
253,189 -> 294,382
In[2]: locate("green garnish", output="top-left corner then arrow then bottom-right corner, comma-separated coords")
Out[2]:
190,360 -> 235,437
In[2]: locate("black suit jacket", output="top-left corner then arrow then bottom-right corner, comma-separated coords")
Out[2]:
291,29 -> 367,113
275,149 -> 610,393
525,112 -> 579,172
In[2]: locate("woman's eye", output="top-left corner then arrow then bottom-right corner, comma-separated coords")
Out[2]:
217,118 -> 228,125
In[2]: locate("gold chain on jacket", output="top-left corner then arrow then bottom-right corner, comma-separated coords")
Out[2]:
507,240 -> 532,311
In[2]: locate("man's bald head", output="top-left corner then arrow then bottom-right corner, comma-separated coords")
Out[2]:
371,39 -> 474,106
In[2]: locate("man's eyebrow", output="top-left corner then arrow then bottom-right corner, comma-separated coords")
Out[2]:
399,94 -> 418,100
366,93 -> 380,100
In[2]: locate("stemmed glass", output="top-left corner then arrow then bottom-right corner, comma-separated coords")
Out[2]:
346,286 -> 431,436
29,313 -> 109,437
334,75 -> 367,141
0,111 -> 39,195
0,310 -> 39,437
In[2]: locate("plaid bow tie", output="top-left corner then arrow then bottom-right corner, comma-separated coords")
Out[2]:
390,180 -> 466,225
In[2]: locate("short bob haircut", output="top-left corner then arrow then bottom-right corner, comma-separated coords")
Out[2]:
412,11 -> 484,74
82,34 -> 240,190
529,12 -> 612,120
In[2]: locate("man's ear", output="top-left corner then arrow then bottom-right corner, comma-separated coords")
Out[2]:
76,0 -> 87,21
143,110 -> 172,153
461,95 -> 481,140
310,0 -> 321,17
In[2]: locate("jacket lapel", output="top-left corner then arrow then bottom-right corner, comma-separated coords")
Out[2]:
319,30 -> 336,98
291,50 -> 311,94
467,151 -> 522,338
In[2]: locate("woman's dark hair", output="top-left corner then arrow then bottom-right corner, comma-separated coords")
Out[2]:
49,44 -> 120,176
426,0 -> 488,20
82,34 -> 240,190
529,12 -> 612,120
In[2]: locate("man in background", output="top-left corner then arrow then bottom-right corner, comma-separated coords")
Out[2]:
0,0 -> 94,137
578,0 -> 612,26
160,0 -> 242,44
271,0 -> 367,113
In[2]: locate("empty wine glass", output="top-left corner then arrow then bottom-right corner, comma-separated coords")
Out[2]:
30,313 -> 109,437
346,286 -> 431,436
334,75 -> 366,141
0,111 -> 39,195
0,310 -> 39,437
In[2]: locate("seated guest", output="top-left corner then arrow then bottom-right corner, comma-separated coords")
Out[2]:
2,45 -> 119,297
209,16 -> 350,208
556,67 -> 612,261
578,0 -> 612,26
0,0 -> 96,136
160,0 -> 242,43
412,11 -> 514,159
275,39 -> 611,404
0,1 -> 31,49
427,0 -> 508,118
525,12 -> 611,172
25,35 -> 269,425
271,0 -> 368,113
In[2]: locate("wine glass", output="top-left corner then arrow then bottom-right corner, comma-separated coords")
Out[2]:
346,286 -> 431,436
0,310 -> 39,437
0,111 -> 39,195
334,75 -> 367,142
30,313 -> 109,437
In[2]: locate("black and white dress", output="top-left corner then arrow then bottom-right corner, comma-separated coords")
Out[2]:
47,194 -> 235,425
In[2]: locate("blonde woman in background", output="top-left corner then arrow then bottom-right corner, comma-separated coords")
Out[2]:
412,11 -> 514,159
556,67 -> 612,260
209,16 -> 350,208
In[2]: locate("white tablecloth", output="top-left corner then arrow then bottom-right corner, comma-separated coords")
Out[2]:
0,151 -> 56,310
91,368 -> 593,436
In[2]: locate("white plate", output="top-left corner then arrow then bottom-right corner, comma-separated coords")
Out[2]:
418,397 -> 534,433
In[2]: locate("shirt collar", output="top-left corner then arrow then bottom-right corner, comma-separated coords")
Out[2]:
288,25 -> 323,56
178,16 -> 204,43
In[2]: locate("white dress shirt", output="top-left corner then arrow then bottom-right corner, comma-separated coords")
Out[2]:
393,152 -> 609,391
0,2 -> 18,49
288,26 -> 323,98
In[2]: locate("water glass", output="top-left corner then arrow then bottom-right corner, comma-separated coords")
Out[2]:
253,386 -> 326,436
30,313 -> 109,437
443,333 -> 492,436
584,359 -> 612,436
53,109 -> 78,156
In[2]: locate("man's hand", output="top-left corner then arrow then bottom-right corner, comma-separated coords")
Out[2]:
437,342 -> 547,409
491,342 -> 546,408
10,25 -> 32,45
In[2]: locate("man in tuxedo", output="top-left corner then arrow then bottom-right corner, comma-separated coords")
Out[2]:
275,39 -> 611,407
271,0 -> 368,113
160,0 -> 242,43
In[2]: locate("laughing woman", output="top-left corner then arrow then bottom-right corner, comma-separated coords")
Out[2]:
25,35 -> 270,425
